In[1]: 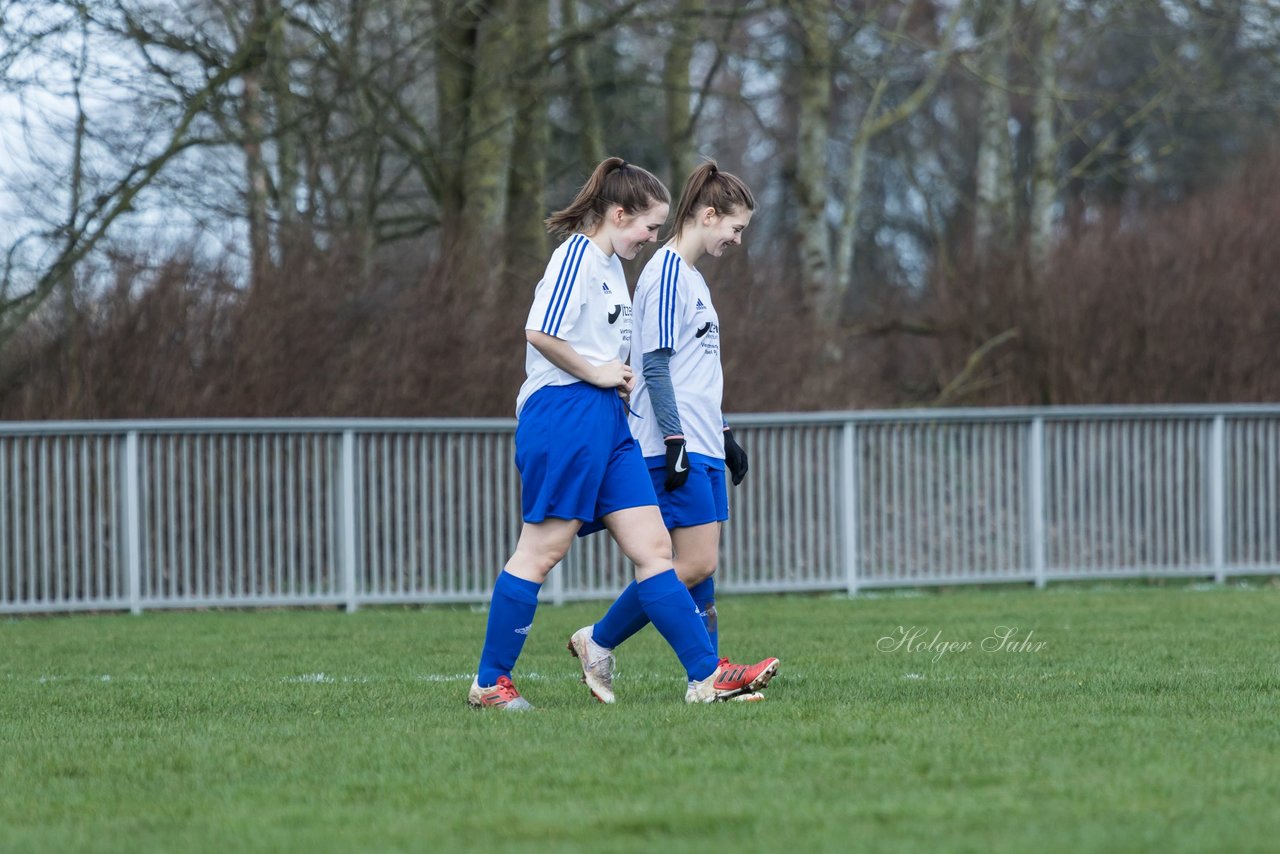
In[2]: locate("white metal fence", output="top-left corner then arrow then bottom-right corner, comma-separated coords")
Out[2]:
2,406 -> 1278,615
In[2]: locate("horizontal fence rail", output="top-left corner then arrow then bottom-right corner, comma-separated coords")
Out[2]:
2,407 -> 1278,615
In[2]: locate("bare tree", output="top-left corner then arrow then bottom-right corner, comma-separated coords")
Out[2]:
835,0 -> 964,298
0,0 -> 267,350
5,0 -> 1280,418
783,0 -> 964,326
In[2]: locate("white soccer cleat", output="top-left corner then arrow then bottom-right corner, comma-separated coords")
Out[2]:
685,657 -> 780,704
567,625 -> 617,704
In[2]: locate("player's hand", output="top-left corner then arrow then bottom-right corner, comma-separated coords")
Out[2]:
724,428 -> 748,486
591,360 -> 632,391
664,437 -> 689,491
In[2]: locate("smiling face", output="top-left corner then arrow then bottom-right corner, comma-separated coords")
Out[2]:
606,202 -> 670,260
700,206 -> 753,258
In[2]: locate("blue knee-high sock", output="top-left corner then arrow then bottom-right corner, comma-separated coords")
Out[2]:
477,571 -> 542,686
637,569 -> 718,681
688,576 -> 717,656
592,581 -> 651,649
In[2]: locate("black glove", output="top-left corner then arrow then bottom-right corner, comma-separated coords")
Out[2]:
724,428 -> 748,486
664,437 -> 690,491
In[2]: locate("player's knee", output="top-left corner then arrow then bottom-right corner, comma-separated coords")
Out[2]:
534,544 -> 570,575
635,534 -> 673,575
677,561 -> 716,586
509,542 -> 569,581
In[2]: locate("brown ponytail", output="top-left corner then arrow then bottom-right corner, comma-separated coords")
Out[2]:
670,159 -> 756,240
545,157 -> 671,238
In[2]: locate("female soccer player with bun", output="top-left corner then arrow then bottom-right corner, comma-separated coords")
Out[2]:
468,157 -> 777,710
568,160 -> 777,704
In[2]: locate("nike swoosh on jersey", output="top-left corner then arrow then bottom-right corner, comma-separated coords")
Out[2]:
695,322 -> 712,338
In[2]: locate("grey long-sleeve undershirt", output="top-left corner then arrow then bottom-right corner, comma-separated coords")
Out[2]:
641,348 -> 683,439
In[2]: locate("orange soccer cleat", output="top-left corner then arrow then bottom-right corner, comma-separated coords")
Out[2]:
467,675 -> 534,711
685,657 -> 779,703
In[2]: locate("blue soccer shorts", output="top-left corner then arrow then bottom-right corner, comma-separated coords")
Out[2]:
516,382 -> 658,537
645,453 -> 729,530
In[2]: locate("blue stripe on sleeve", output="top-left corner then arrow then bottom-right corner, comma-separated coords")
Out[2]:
541,235 -> 588,335
547,236 -> 591,338
659,251 -> 680,350
657,252 -> 670,346
551,237 -> 590,335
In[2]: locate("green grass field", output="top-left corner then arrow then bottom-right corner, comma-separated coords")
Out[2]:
3,583 -> 1279,853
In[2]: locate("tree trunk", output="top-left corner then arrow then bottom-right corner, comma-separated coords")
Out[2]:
240,55 -> 271,288
345,0 -> 378,287
834,129 -> 870,295
460,1 -> 515,238
505,0 -> 551,288
432,0 -> 476,231
63,14 -> 91,413
791,0 -> 833,317
1029,0 -> 1061,272
263,0 -> 299,247
458,1 -> 516,306
663,0 -> 700,188
972,0 -> 1017,264
563,0 -> 604,169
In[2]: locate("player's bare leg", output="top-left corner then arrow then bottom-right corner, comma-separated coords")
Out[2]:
505,518 -> 580,583
568,507 -> 669,704
603,505 -> 673,581
470,518 -> 581,710
671,522 -> 720,588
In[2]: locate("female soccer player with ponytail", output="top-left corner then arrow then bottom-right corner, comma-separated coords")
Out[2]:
568,161 -> 777,704
468,157 -> 777,710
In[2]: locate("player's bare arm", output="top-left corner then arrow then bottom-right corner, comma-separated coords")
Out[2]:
525,330 -> 633,392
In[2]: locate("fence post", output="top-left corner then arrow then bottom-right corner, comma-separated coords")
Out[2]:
1028,417 -> 1047,589
1209,415 -> 1226,583
841,421 -> 859,595
122,431 -> 143,614
339,430 -> 359,612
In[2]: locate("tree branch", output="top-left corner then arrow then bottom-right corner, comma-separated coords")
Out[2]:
931,327 -> 1019,406
0,28 -> 265,343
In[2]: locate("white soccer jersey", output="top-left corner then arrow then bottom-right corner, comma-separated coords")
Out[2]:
628,246 -> 725,459
516,233 -> 633,416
